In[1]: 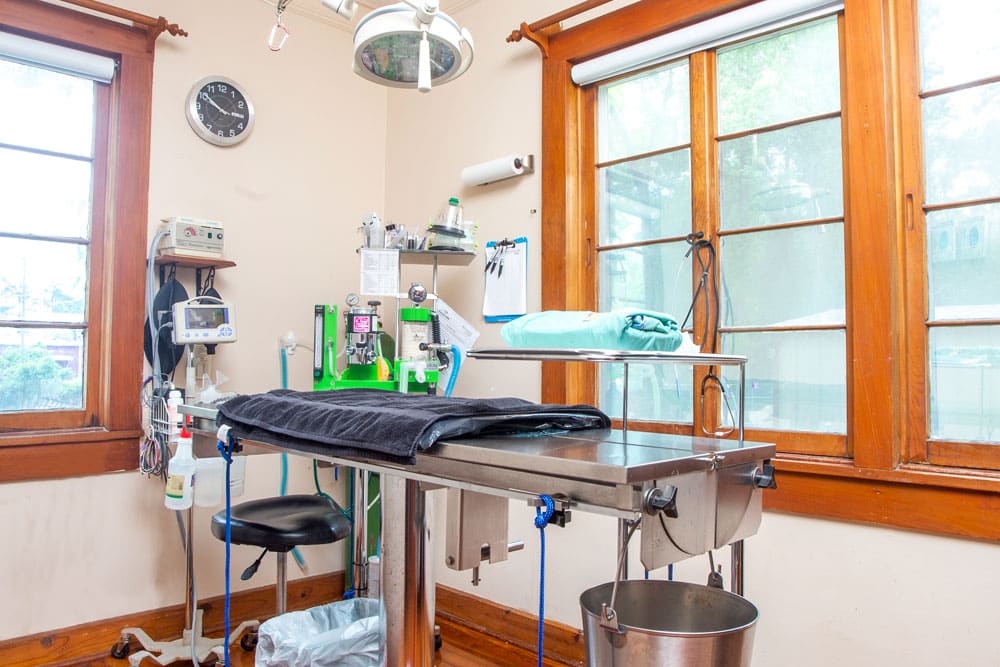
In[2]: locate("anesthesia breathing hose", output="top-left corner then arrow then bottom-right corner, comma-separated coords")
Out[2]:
534,494 -> 555,667
444,344 -> 462,397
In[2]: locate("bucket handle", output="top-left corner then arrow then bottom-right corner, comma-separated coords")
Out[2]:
600,518 -> 641,633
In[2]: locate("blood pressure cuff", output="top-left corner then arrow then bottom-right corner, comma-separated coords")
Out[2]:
217,388 -> 610,464
500,309 -> 682,352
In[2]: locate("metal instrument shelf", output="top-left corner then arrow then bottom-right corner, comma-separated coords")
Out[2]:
467,347 -> 748,441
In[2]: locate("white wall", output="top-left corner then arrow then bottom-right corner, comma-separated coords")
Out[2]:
0,0 -> 378,639
2,2 -> 1000,666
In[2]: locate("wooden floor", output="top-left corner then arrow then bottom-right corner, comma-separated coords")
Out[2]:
82,615 -> 572,667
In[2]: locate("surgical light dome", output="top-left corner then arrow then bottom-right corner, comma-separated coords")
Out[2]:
324,1 -> 474,92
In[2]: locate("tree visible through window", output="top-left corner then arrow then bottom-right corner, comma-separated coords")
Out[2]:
0,0 -> 156,482
0,55 -> 96,413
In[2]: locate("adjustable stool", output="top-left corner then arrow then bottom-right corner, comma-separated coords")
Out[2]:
211,494 -> 353,622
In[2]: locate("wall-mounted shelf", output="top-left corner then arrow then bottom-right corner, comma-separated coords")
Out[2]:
153,253 -> 236,292
399,249 -> 476,267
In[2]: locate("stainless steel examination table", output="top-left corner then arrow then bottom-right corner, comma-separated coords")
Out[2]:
182,349 -> 776,667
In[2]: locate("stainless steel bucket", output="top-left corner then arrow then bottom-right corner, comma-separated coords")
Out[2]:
580,580 -> 758,667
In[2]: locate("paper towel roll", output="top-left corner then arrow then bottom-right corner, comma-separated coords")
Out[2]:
461,154 -> 532,186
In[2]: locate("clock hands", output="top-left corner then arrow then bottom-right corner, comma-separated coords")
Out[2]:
201,92 -> 230,116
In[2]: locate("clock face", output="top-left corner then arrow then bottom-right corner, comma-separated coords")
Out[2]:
186,76 -> 255,146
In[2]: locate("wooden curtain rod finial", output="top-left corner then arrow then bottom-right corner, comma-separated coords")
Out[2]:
507,22 -> 549,57
147,17 -> 188,52
160,18 -> 189,38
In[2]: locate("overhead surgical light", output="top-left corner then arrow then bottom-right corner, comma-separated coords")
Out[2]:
320,0 -> 357,20
325,0 -> 474,93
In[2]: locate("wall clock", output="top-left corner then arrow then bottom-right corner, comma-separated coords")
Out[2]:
185,75 -> 255,146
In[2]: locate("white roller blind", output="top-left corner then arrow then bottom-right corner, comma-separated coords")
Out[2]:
0,30 -> 116,83
571,0 -> 843,85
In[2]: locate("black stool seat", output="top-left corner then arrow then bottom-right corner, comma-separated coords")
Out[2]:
211,494 -> 351,553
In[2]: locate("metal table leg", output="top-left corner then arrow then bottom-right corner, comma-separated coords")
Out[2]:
730,540 -> 744,595
381,474 -> 434,666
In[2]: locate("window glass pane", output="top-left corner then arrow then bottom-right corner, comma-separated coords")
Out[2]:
0,148 -> 92,238
717,17 -> 840,135
922,82 -> 1000,206
926,204 -> 1000,321
0,58 -> 95,157
929,326 -> 1000,443
0,238 -> 87,323
599,149 -> 691,245
599,241 -> 692,320
721,330 -> 846,433
600,363 -> 693,423
0,328 -> 84,412
719,117 -> 843,230
598,60 -> 690,162
918,0 -> 1000,91
720,223 -> 845,327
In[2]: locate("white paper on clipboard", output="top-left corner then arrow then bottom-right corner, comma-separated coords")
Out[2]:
482,237 -> 527,322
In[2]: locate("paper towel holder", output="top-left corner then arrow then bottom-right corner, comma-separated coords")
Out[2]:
463,154 -> 535,187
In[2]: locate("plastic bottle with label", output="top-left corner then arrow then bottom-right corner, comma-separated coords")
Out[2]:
164,426 -> 195,510
166,389 -> 183,443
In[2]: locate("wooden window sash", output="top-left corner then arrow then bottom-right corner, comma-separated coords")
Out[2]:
0,0 -> 153,481
896,0 -> 1000,471
531,0 -> 1000,539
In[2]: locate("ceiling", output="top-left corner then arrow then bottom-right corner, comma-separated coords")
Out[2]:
279,0 -> 480,31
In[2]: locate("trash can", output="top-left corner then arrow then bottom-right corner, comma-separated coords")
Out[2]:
256,597 -> 382,667
580,580 -> 758,667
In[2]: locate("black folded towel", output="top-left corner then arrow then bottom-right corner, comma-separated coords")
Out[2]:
217,388 -> 610,464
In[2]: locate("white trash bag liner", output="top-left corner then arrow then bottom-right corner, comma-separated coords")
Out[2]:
256,597 -> 382,667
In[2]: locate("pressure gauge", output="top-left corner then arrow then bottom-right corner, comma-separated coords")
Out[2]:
408,282 -> 428,305
346,293 -> 360,307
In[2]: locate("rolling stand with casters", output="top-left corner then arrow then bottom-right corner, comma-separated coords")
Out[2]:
110,505 -> 259,665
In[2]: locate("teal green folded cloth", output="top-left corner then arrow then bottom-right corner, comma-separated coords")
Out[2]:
500,309 -> 682,352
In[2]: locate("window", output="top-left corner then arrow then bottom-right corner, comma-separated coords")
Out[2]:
0,1 -> 155,481
536,0 -> 1000,539
0,46 -> 103,420
901,0 -> 1000,468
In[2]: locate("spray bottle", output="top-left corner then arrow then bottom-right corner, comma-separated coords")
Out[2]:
164,425 -> 195,510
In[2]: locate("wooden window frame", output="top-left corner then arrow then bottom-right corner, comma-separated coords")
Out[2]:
538,0 -> 1000,540
0,0 -> 153,482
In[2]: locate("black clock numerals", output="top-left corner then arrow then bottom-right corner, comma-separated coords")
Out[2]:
196,84 -> 248,139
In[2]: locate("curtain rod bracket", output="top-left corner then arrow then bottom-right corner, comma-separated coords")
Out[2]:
507,22 -> 549,57
508,0 -> 615,56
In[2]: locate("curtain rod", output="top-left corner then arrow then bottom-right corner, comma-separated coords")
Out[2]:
58,0 -> 187,49
507,0 -> 615,56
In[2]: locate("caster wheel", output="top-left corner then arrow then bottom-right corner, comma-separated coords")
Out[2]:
435,631 -> 442,651
110,637 -> 130,659
240,631 -> 258,651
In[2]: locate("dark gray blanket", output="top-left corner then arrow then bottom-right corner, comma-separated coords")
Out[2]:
217,388 -> 610,464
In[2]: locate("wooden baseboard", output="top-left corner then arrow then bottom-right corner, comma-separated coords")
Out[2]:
0,575 -> 584,667
0,572 -> 345,667
436,584 -> 586,666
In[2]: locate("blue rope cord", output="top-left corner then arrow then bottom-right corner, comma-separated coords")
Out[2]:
534,495 -> 555,667
217,437 -> 235,667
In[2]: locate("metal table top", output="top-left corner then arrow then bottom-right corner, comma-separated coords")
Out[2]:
433,428 -> 771,485
181,403 -> 774,517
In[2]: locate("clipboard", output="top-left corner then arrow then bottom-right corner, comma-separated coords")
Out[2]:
483,237 -> 527,322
